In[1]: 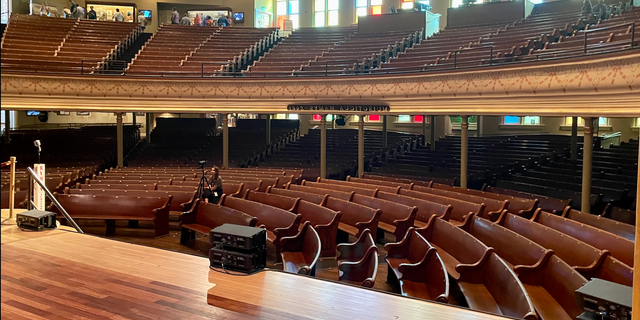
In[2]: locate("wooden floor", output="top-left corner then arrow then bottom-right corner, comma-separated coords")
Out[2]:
1,212 -> 510,319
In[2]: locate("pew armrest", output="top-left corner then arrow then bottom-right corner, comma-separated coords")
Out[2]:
272,214 -> 303,240
513,250 -> 553,275
455,247 -> 493,276
180,199 -> 199,225
336,228 -> 372,261
385,228 -> 413,259
179,192 -> 198,211
338,246 -> 378,288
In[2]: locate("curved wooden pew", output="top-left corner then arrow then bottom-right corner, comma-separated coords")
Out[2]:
317,177 -> 401,193
459,214 -> 586,320
385,228 -> 449,303
221,182 -> 245,198
267,186 -> 328,205
221,179 -> 262,192
220,196 -> 302,259
399,189 -> 485,225
50,194 -> 172,237
64,187 -> 196,216
280,221 -> 321,275
288,183 -> 354,200
87,178 -> 171,185
351,194 -> 417,241
415,217 -> 538,319
337,229 -> 378,288
324,197 -> 381,240
361,173 -> 436,187
561,207 -> 635,241
376,191 -> 452,227
346,176 -> 414,190
294,200 -> 342,258
413,185 -> 507,221
495,212 -> 633,286
77,183 -> 158,190
432,183 -> 538,218
531,209 -> 634,267
243,189 -> 300,212
482,185 -> 571,215
180,198 -> 258,243
302,180 -> 378,197
157,185 -> 197,192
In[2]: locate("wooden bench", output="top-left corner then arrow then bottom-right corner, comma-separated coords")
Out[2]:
399,189 -> 485,225
88,179 -> 169,186
413,185 -> 508,221
280,221 -> 321,275
459,214 -> 585,320
156,185 -> 197,192
77,183 -> 158,190
50,194 -> 172,237
432,183 -> 538,218
317,178 -> 401,194
243,190 -> 299,212
180,198 -> 258,243
220,196 -> 301,260
351,194 -> 416,241
531,209 -> 635,267
294,200 -> 342,258
222,182 -> 244,197
64,187 -> 196,216
482,185 -> 571,215
562,207 -> 635,241
601,204 -> 636,225
302,180 -> 377,197
385,228 -> 449,302
267,186 -> 328,205
324,197 -> 381,241
346,176 -> 413,190
495,212 -> 633,286
336,229 -> 378,288
288,183 -> 354,200
376,191 -> 452,227
222,179 -> 262,192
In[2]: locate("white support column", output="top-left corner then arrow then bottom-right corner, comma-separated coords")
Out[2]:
632,128 -> 640,320
320,115 -> 327,179
571,116 -> 578,161
358,116 -> 365,178
476,116 -> 482,137
581,117 -> 593,213
223,114 -> 229,169
382,115 -> 388,149
460,115 -> 469,188
3,110 -> 10,145
422,115 -> 427,147
145,113 -> 152,143
430,115 -> 436,150
116,112 -> 124,168
266,114 -> 272,145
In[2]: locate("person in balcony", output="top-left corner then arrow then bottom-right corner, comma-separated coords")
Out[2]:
171,7 -> 180,24
592,0 -> 608,21
180,13 -> 191,25
113,8 -> 125,22
581,0 -> 592,14
193,13 -> 201,26
87,6 -> 97,19
217,14 -> 230,27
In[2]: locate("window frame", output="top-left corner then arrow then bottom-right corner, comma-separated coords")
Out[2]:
501,116 -> 541,126
315,0 -> 339,27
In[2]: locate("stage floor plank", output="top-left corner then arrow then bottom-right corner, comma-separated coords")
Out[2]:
2,225 -> 511,320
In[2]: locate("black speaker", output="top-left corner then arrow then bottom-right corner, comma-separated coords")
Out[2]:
336,115 -> 346,126
38,111 -> 49,122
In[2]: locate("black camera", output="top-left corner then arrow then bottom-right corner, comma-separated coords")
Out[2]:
198,160 -> 207,165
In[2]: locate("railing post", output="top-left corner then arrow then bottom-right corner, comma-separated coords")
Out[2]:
632,22 -> 636,48
584,31 -> 588,54
81,60 -> 84,75
202,63 -> 204,77
490,46 -> 493,65
454,51 -> 457,69
325,61 -> 328,76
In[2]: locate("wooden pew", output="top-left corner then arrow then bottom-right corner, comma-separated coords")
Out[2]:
432,183 -> 538,218
243,190 -> 300,212
88,179 -> 170,186
77,183 -> 158,190
179,198 -> 258,243
531,209 -> 635,267
221,182 -> 244,198
413,185 -> 508,221
222,179 -> 262,192
267,186 -> 328,205
346,176 -> 414,190
385,228 -> 449,302
220,196 -> 302,259
302,180 -> 378,197
495,212 -> 633,286
376,191 -> 452,227
459,214 -> 586,320
50,194 -> 172,237
482,185 -> 571,215
64,187 -> 196,216
280,221 -> 321,275
399,189 -> 485,225
351,194 -> 417,241
601,204 -> 636,225
336,229 -> 378,288
294,200 -> 342,258
324,197 -> 381,241
316,178 -> 401,194
562,207 -> 635,241
288,183 -> 354,200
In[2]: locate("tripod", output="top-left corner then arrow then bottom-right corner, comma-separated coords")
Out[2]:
196,163 -> 213,202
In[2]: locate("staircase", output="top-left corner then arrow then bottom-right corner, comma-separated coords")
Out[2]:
106,32 -> 152,73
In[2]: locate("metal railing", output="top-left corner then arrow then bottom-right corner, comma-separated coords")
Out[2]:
26,167 -> 83,233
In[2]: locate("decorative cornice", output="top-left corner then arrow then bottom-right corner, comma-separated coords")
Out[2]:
2,53 -> 639,116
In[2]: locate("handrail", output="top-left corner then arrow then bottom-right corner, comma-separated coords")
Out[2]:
26,166 -> 83,233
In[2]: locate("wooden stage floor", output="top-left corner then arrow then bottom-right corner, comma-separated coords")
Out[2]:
1,215 -> 511,319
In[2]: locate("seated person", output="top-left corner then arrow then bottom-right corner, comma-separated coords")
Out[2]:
592,0 -> 608,20
582,0 -> 592,14
203,166 -> 223,204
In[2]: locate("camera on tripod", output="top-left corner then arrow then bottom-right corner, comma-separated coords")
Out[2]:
198,160 -> 207,168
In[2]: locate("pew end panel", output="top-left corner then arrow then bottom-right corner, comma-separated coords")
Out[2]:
280,221 -> 322,275
338,245 -> 379,288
